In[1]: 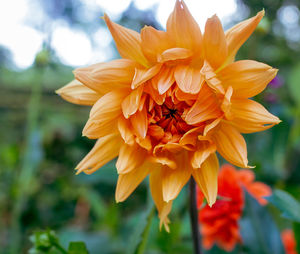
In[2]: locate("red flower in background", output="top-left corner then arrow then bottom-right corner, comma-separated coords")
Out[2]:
281,229 -> 298,254
197,164 -> 272,251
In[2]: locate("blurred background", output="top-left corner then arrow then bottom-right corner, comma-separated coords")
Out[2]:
1,0 -> 300,253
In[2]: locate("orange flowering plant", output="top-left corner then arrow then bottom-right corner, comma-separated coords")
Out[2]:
197,164 -> 272,251
56,0 -> 280,231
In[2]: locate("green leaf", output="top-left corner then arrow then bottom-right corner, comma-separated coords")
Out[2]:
240,192 -> 285,254
288,62 -> 300,105
266,189 -> 300,222
68,242 -> 89,254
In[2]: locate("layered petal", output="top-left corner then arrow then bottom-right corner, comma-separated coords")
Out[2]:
141,26 -> 174,63
216,60 -> 278,98
83,89 -> 128,138
74,59 -> 135,94
191,141 -> 216,169
212,122 -> 249,168
104,14 -> 149,67
122,85 -> 144,118
131,64 -> 162,89
225,10 -> 264,64
56,80 -> 101,105
151,65 -> 175,95
115,161 -> 151,202
185,85 -> 222,124
118,117 -> 135,145
158,48 -> 193,63
174,65 -> 204,94
229,99 -> 281,133
203,15 -> 228,69
76,133 -> 121,174
130,106 -> 148,139
193,153 -> 219,206
116,143 -> 148,174
162,153 -> 191,202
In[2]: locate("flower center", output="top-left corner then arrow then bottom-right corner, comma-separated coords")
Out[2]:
148,97 -> 193,144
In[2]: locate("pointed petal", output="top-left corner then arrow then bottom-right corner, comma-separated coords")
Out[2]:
131,64 -> 162,89
192,153 -> 219,206
225,10 -> 264,64
175,65 -> 204,94
118,117 -> 135,145
74,59 -> 136,94
130,106 -> 148,139
150,168 -> 172,232
115,161 -> 151,202
76,133 -> 121,174
162,153 -> 191,202
104,14 -> 149,67
185,85 -> 222,125
116,143 -> 147,174
204,15 -> 228,69
191,141 -> 216,169
229,99 -> 281,133
141,26 -> 174,63
212,122 -> 249,168
151,65 -> 175,94
122,85 -> 144,118
216,60 -> 278,98
167,0 -> 202,53
56,80 -> 101,105
83,89 -> 128,138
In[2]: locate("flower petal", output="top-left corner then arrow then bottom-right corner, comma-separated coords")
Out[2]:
130,106 -> 148,139
74,59 -> 136,94
131,64 -> 162,89
225,10 -> 264,64
152,65 -> 175,94
116,143 -> 147,174
216,60 -> 278,98
149,167 -> 172,232
175,65 -> 204,94
192,153 -> 219,206
83,89 -> 128,138
185,85 -> 222,125
191,141 -> 216,169
76,133 -> 121,174
229,99 -> 281,133
118,117 -> 135,145
203,15 -> 228,69
141,26 -> 174,63
115,161 -> 151,202
162,153 -> 191,202
158,48 -> 193,63
167,0 -> 202,53
56,80 -> 101,105
104,14 -> 149,67
212,122 -> 249,168
122,85 -> 144,118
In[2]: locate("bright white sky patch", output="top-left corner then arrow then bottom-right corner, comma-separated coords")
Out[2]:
0,0 -> 238,68
51,26 -> 93,66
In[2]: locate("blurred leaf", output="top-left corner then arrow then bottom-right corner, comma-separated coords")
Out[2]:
240,192 -> 285,254
267,189 -> 300,223
126,204 -> 155,254
288,63 -> 300,106
68,242 -> 89,254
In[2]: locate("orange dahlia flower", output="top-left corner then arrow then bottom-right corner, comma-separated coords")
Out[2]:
56,0 -> 280,230
282,229 -> 298,254
197,164 -> 272,251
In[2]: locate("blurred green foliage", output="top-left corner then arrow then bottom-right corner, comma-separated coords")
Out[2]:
0,0 -> 300,253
